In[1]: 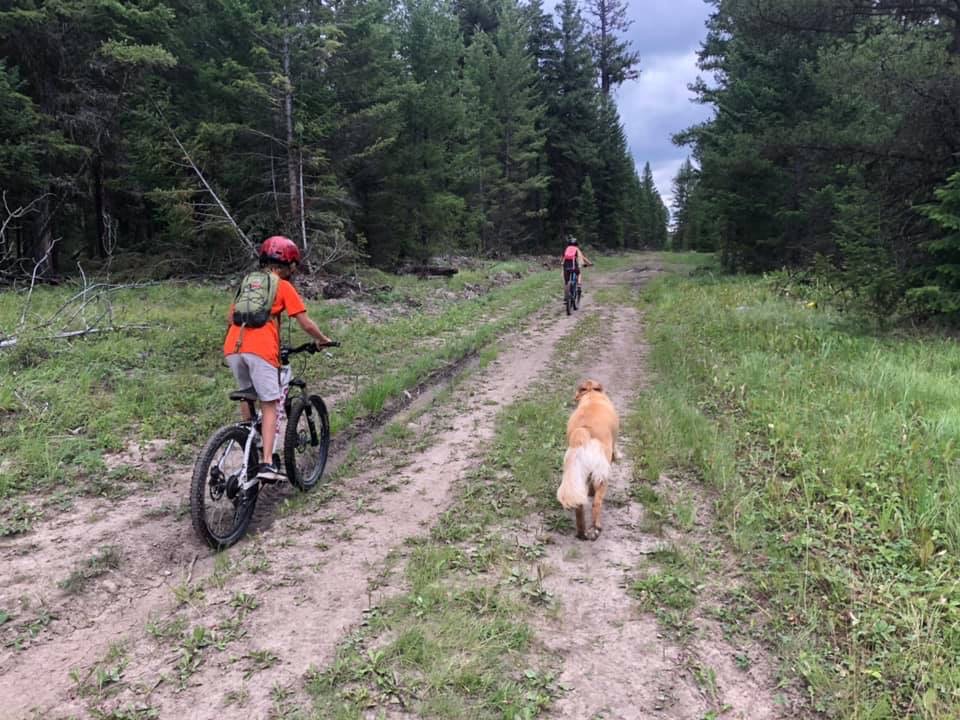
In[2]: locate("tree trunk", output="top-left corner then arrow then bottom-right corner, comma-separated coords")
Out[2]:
299,147 -> 307,252
600,0 -> 610,96
93,154 -> 106,258
33,192 -> 56,277
282,33 -> 300,242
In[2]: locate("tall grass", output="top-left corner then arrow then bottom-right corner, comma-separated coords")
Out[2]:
634,269 -> 960,718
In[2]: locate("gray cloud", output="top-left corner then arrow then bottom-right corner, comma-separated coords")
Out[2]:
610,0 -> 715,208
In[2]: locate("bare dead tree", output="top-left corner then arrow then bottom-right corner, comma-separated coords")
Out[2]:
153,102 -> 256,258
311,228 -> 367,272
0,191 -> 50,266
19,235 -> 63,327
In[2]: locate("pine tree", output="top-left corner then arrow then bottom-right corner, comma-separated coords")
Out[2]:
671,158 -> 696,250
575,176 -> 600,245
0,0 -> 177,272
386,0 -> 467,262
592,95 -> 633,248
542,0 -> 598,240
462,0 -> 548,253
584,0 -> 640,95
638,162 -> 667,249
325,0 -> 405,265
521,0 -> 559,247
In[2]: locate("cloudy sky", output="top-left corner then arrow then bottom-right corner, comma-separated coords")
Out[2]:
611,0 -> 715,211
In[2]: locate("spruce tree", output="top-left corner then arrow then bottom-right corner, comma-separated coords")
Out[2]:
575,176 -> 600,245
671,158 -> 696,250
584,0 -> 640,95
592,95 -> 633,248
542,0 -> 598,240
387,0 -> 467,262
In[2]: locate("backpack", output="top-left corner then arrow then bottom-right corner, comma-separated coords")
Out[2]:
232,271 -> 279,328
563,245 -> 579,270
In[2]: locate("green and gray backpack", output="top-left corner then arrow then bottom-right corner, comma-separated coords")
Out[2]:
232,271 -> 279,328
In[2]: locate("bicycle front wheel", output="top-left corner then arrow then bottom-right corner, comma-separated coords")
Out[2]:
190,425 -> 259,549
284,395 -> 330,491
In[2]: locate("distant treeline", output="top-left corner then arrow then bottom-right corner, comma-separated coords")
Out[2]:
671,0 -> 960,322
0,0 -> 668,278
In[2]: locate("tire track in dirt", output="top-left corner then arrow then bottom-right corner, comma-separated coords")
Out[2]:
2,298 -> 590,719
529,265 -> 791,719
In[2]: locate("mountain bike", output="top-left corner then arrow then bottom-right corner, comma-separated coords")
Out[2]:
564,268 -> 579,315
190,341 -> 339,549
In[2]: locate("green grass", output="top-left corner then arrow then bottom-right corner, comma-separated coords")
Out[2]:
633,266 -> 960,718
0,260 -> 556,519
305,304 -> 612,719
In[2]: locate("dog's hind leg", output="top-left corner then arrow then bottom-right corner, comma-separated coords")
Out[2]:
587,482 -> 608,541
575,505 -> 588,540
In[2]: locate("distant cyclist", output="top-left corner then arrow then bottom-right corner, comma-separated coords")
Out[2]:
561,236 -> 593,301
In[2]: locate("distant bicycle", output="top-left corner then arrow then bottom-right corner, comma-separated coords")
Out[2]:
564,268 -> 580,315
190,341 -> 339,549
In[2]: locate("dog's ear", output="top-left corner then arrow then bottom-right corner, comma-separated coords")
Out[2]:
574,381 -> 589,402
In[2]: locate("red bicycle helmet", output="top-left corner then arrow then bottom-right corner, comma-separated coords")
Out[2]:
259,235 -> 301,265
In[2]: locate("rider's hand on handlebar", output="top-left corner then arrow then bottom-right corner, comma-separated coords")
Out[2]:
314,336 -> 340,350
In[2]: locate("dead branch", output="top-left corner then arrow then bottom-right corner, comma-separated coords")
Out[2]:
310,230 -> 367,271
19,236 -> 63,328
152,101 -> 256,258
0,325 -> 153,349
2,276 -> 159,350
1,191 -> 51,264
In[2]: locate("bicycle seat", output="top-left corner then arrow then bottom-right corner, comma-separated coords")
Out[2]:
229,387 -> 259,402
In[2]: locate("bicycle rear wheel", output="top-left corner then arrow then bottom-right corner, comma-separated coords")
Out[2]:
190,425 -> 259,549
284,395 -> 330,490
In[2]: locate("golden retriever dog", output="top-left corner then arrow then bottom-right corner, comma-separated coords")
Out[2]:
556,379 -> 619,540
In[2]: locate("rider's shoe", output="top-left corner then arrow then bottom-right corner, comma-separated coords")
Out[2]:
577,287 -> 582,301
255,462 -> 285,483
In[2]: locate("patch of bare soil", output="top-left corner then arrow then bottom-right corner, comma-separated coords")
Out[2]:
0,295 -> 582,719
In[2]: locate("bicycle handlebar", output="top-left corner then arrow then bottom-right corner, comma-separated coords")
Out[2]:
281,341 -> 340,363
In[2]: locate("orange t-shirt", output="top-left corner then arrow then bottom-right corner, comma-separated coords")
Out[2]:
223,277 -> 307,367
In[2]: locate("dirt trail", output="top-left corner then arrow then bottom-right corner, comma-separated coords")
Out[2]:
1,257 -> 794,719
523,265 -> 788,719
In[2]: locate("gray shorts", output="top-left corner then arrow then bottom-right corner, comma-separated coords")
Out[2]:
226,353 -> 282,401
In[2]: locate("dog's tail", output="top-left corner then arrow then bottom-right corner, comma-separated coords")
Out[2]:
557,429 -> 611,510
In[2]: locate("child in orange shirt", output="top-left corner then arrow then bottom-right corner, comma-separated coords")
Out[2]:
224,235 -> 332,481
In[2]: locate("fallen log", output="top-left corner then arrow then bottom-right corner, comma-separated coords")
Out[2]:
403,265 -> 459,277
0,324 -> 152,349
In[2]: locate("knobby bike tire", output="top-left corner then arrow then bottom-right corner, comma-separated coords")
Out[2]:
190,424 -> 259,549
284,395 -> 331,491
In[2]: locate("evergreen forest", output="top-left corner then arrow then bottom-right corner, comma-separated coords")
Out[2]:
0,0 -> 668,277
671,0 -> 960,323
